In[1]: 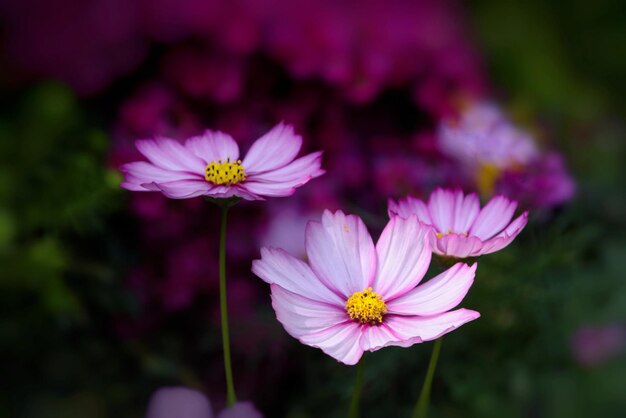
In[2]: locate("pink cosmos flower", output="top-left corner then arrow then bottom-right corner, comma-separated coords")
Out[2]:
146,386 -> 263,418
120,123 -> 324,200
252,210 -> 479,365
389,188 -> 528,259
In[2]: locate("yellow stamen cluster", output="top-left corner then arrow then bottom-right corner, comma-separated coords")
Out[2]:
205,159 -> 246,185
436,230 -> 467,238
345,287 -> 387,325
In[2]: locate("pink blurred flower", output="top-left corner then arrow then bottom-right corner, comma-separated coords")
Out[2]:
252,210 -> 479,365
146,387 -> 263,418
389,188 -> 528,258
439,102 -> 539,170
437,101 -> 575,207
571,324 -> 626,368
120,123 -> 324,200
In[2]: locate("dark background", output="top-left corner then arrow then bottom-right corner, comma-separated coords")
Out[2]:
1,0 -> 625,417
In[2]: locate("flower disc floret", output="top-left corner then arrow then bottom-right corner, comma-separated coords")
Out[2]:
345,287 -> 387,325
205,159 -> 246,185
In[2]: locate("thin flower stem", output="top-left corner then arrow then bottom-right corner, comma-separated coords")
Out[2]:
348,358 -> 365,418
412,338 -> 443,418
219,204 -> 237,406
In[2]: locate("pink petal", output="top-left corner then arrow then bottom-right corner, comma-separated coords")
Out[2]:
146,387 -> 214,418
428,188 -> 456,233
241,123 -> 303,174
385,309 -> 480,342
469,195 -> 517,240
359,324 -> 401,351
148,179 -> 211,199
184,130 -> 240,164
373,216 -> 432,300
388,196 -> 432,225
451,191 -> 480,233
121,161 -> 200,184
207,185 -> 262,201
387,263 -> 476,315
241,178 -> 309,197
136,138 -> 206,173
299,321 -> 364,365
252,247 -> 344,305
270,284 -> 348,337
432,233 -> 484,258
305,211 -> 377,298
479,211 -> 528,254
217,402 -> 263,418
246,151 -> 324,183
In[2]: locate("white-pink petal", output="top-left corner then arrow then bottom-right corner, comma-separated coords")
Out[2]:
373,215 -> 432,299
385,309 -> 480,342
270,285 -> 348,337
388,196 -> 432,225
148,179 -> 211,199
252,247 -> 344,305
246,151 -> 324,184
242,123 -> 303,174
432,234 -> 484,258
451,191 -> 480,233
387,263 -> 476,316
428,188 -> 456,233
136,138 -> 205,173
359,324 -> 401,351
121,161 -> 200,183
185,131 -> 240,164
469,195 -> 517,240
241,178 -> 309,197
305,211 -> 377,298
479,212 -> 529,254
299,321 -> 364,365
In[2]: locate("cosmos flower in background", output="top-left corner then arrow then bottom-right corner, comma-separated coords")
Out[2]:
252,210 -> 479,365
146,387 -> 263,418
389,188 -> 528,259
570,324 -> 626,368
438,101 -> 575,208
120,123 -> 324,200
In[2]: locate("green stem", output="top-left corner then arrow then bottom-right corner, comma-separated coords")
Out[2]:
412,338 -> 443,418
348,359 -> 365,418
219,205 -> 237,406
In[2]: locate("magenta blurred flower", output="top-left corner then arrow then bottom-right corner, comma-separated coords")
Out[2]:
252,210 -> 479,365
497,152 -> 576,209
571,324 -> 626,368
146,386 -> 263,418
389,188 -> 528,258
120,123 -> 324,200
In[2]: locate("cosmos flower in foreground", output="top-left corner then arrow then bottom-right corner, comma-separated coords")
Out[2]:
389,188 -> 528,259
120,123 -> 324,200
252,210 -> 479,365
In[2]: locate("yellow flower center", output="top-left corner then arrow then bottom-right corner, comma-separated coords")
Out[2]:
345,287 -> 387,325
205,159 -> 246,185
475,163 -> 501,197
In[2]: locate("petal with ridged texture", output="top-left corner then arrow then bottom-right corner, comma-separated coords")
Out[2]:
387,263 -> 476,316
373,216 -> 432,299
305,211 -> 377,298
